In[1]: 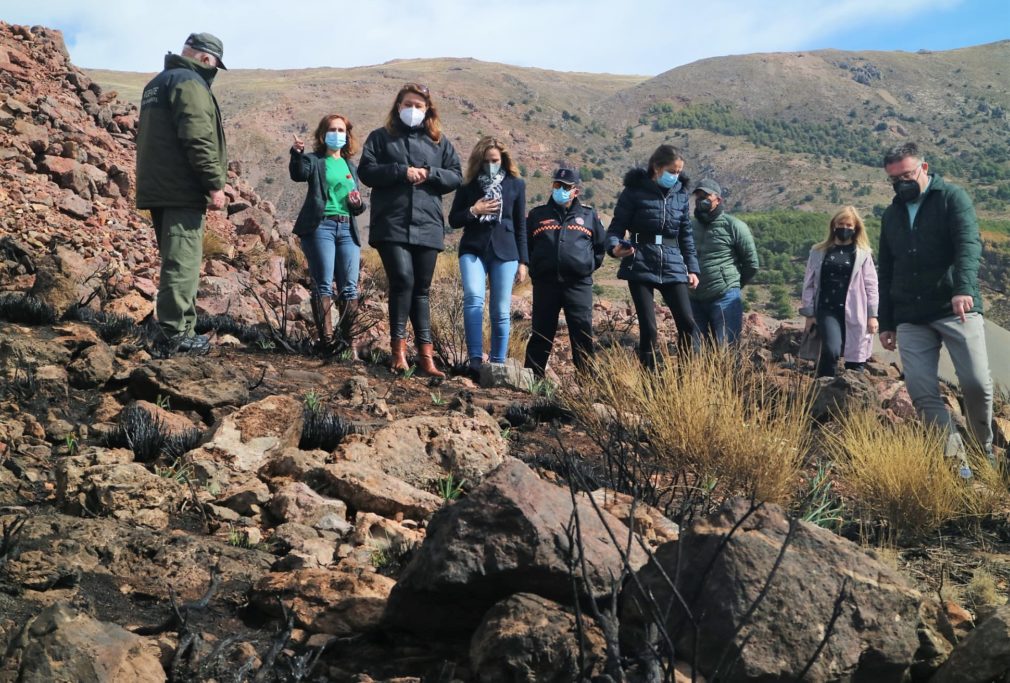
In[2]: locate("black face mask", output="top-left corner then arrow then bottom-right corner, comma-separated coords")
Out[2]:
694,198 -> 722,223
834,227 -> 855,242
893,179 -> 921,202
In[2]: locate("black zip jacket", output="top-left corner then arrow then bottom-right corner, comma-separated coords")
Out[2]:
526,198 -> 606,281
357,121 -> 462,251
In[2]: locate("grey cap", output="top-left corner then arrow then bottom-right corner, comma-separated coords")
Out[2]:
185,32 -> 227,69
693,178 -> 722,197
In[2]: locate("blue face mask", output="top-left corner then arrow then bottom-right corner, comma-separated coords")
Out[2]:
552,187 -> 573,205
658,171 -> 679,189
324,131 -> 346,150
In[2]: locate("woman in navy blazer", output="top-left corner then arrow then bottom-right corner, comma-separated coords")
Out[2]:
448,136 -> 528,374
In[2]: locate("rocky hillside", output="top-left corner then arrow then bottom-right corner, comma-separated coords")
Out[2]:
89,41 -> 1010,223
3,21 -> 1010,683
0,21 -> 329,336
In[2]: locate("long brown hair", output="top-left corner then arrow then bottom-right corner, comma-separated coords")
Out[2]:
312,114 -> 357,159
384,83 -> 442,142
463,136 -> 520,184
814,205 -> 871,252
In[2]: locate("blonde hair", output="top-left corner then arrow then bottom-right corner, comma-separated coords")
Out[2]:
814,205 -> 871,252
463,136 -> 521,184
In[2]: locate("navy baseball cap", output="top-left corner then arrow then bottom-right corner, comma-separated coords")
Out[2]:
552,167 -> 581,186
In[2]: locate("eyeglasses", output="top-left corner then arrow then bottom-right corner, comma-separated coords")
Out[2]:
552,181 -> 575,189
886,164 -> 922,184
403,82 -> 429,95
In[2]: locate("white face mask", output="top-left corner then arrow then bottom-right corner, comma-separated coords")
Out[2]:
399,107 -> 425,128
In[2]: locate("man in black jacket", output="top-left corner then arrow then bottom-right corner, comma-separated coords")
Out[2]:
878,142 -> 993,470
524,167 -> 607,377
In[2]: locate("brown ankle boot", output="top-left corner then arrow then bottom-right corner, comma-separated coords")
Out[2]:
416,342 -> 445,378
390,338 -> 409,373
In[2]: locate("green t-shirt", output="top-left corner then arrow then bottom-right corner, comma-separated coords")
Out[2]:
323,155 -> 354,216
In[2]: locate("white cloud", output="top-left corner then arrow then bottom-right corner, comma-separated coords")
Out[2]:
4,0 -> 966,74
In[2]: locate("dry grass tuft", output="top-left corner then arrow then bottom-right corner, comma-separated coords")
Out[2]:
963,566 -> 1004,609
827,409 -> 1008,538
563,344 -> 812,505
202,230 -> 231,260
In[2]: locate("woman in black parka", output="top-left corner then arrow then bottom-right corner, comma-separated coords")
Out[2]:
607,145 -> 701,367
358,84 -> 462,377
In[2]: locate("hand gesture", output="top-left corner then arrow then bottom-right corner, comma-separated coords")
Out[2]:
688,273 -> 699,290
867,317 -> 879,335
516,263 -> 528,284
951,295 -> 973,323
208,189 -> 226,210
613,244 -> 635,258
472,198 -> 501,216
292,133 -> 305,153
880,330 -> 896,351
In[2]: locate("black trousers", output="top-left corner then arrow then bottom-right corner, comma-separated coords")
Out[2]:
628,280 -> 699,367
525,276 -> 594,378
377,242 -> 439,344
815,309 -> 864,377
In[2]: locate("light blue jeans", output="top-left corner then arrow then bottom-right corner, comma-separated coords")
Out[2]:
691,287 -> 744,346
459,253 -> 518,363
299,218 -> 360,300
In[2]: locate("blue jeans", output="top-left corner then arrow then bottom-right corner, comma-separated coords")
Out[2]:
691,287 -> 743,345
459,253 -> 518,363
299,218 -> 360,300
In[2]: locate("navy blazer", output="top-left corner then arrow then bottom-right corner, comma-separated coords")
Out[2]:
448,174 -> 528,264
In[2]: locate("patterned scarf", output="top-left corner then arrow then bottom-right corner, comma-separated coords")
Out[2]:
477,170 -> 505,223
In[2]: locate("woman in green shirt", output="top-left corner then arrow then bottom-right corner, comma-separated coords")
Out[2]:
290,114 -> 367,351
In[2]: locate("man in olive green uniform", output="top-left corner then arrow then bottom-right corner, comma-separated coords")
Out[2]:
136,32 -> 228,355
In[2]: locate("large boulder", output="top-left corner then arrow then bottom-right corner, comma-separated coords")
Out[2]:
335,409 -> 508,490
384,460 -> 646,635
129,357 -> 249,418
1,603 -> 165,682
250,566 -> 395,636
620,499 -> 922,682
187,394 -> 303,487
314,460 -> 442,521
470,593 -> 606,683
931,605 -> 1010,683
55,449 -> 187,529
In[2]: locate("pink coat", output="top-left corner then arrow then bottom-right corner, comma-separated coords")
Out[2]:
800,246 -> 879,362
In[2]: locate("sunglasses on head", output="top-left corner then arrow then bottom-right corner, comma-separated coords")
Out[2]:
403,82 -> 429,96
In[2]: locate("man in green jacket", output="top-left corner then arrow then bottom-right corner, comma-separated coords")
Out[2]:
688,179 -> 759,344
878,142 -> 993,471
136,32 -> 229,356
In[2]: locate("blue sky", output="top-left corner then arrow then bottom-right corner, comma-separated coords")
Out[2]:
4,0 -> 1007,74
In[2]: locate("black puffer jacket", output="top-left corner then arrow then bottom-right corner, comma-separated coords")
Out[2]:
526,198 -> 606,281
288,150 -> 367,243
606,168 -> 699,285
358,121 -> 462,251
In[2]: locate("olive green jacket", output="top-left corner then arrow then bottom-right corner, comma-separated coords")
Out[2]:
688,212 -> 759,302
136,54 -> 227,209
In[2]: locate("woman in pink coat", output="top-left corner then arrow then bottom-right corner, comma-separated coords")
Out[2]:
800,206 -> 879,377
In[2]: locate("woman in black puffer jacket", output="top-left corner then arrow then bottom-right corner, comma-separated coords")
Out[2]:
358,83 -> 462,377
607,145 -> 700,367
